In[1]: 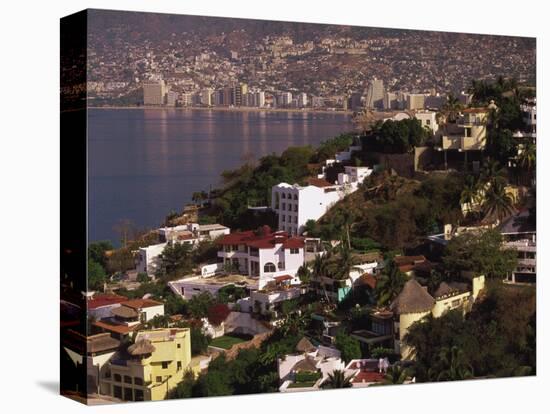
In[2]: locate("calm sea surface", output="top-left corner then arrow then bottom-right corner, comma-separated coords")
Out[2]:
88,108 -> 353,244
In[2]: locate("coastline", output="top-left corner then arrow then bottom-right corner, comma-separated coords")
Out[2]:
87,104 -> 354,116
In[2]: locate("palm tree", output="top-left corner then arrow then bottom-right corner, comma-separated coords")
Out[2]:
481,159 -> 507,187
312,252 -> 332,303
442,93 -> 463,123
375,260 -> 406,306
482,180 -> 516,222
382,365 -> 409,385
436,346 -> 473,381
460,175 -> 482,215
323,369 -> 353,389
296,264 -> 312,286
518,141 -> 536,172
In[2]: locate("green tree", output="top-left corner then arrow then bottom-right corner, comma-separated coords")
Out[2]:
442,93 -> 463,123
88,240 -> 113,269
88,259 -> 106,291
168,370 -> 195,399
375,260 -> 406,306
436,346 -> 474,381
187,291 -> 217,319
442,229 -> 517,279
296,264 -> 312,286
322,369 -> 353,389
335,331 -> 361,363
381,365 -> 409,385
482,181 -> 516,222
157,242 -> 193,280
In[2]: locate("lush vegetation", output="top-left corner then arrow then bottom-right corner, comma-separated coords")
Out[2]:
405,282 -> 536,382
204,133 -> 356,229
210,334 -> 250,350
311,172 -> 464,250
365,118 -> 431,154
442,229 -> 518,279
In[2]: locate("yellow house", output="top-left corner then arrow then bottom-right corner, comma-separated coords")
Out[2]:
100,328 -> 196,402
390,275 -> 485,360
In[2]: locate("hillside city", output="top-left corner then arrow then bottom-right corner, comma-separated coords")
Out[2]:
86,10 -> 535,111
61,11 -> 536,405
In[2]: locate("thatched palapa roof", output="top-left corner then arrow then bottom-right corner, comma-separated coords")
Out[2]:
295,337 -> 316,353
128,339 -> 156,356
390,279 -> 435,314
293,356 -> 319,372
111,306 -> 139,319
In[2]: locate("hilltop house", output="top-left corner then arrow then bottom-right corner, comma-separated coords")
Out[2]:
100,328 -> 195,402
216,226 -> 306,289
92,299 -> 165,339
136,223 -> 230,276
309,252 -> 381,303
390,275 -> 485,359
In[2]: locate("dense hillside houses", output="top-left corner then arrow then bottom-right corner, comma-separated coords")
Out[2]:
63,77 -> 536,403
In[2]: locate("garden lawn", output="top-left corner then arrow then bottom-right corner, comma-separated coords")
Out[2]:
210,334 -> 249,349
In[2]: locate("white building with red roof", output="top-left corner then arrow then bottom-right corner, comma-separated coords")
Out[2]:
216,226 -> 306,288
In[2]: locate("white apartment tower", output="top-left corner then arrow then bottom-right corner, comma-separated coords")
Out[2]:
271,183 -> 343,235
143,80 -> 167,105
365,78 -> 385,109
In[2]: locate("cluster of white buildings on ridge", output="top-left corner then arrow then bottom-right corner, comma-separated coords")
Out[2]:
136,223 -> 230,276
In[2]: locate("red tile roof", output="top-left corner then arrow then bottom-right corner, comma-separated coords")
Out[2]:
307,177 -> 333,188
217,228 -> 304,250
274,275 -> 294,282
87,294 -> 128,310
121,298 -> 163,310
352,370 -> 385,384
92,320 -> 138,335
282,237 -> 305,249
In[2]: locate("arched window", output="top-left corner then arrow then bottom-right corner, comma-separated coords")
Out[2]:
264,262 -> 276,273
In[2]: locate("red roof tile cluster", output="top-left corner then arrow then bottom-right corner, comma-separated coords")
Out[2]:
307,177 -> 333,188
394,255 -> 429,273
217,227 -> 305,250
87,294 -> 128,310
352,370 -> 385,384
274,275 -> 294,282
121,298 -> 163,310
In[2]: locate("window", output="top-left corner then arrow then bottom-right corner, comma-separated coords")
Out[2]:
156,376 -> 162,383
177,361 -> 182,371
134,377 -> 143,386
161,361 -> 169,369
451,299 -> 460,307
124,388 -> 133,401
113,385 -> 122,399
290,248 -> 299,254
177,343 -> 181,348
278,262 -> 285,270
465,128 -> 472,137
294,216 -> 298,224
114,374 -> 122,383
426,119 -> 431,125
134,389 -> 144,401
124,375 -> 132,384
282,202 -> 286,210
281,193 -> 286,199
282,215 -> 285,222
294,194 -> 298,200
264,262 -> 276,273
294,205 -> 298,212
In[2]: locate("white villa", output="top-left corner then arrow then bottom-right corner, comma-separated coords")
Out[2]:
136,223 -> 230,276
216,226 -> 306,289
